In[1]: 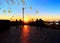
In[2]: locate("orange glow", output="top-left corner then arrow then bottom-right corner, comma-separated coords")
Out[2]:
24,25 -> 28,28
0,15 -> 60,21
20,25 -> 30,43
24,18 -> 30,23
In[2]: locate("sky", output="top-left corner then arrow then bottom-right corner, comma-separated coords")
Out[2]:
0,0 -> 60,21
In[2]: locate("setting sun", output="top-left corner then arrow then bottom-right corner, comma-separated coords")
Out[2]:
24,18 -> 29,23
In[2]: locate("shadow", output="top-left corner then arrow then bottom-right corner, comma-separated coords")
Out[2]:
0,20 -> 10,32
36,26 -> 43,30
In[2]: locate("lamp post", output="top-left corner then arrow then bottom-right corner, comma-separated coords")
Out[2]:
22,7 -> 24,22
21,0 -> 25,23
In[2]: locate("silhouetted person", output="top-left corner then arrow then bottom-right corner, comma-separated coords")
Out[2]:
16,19 -> 18,25
35,19 -> 39,27
15,19 -> 18,28
53,22 -> 56,29
19,19 -> 22,25
58,21 -> 60,28
38,19 -> 45,27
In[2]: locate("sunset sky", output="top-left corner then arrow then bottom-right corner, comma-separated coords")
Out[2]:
0,0 -> 60,21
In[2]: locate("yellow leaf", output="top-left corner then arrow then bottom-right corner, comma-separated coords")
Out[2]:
12,16 -> 14,17
30,6 -> 32,10
21,0 -> 25,3
8,10 -> 11,13
12,1 -> 14,4
36,10 -> 38,14
3,10 -> 6,13
18,3 -> 20,6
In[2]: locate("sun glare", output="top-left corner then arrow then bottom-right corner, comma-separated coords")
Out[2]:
24,18 -> 29,23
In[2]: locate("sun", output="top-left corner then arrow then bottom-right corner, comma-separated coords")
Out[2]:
24,18 -> 29,23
